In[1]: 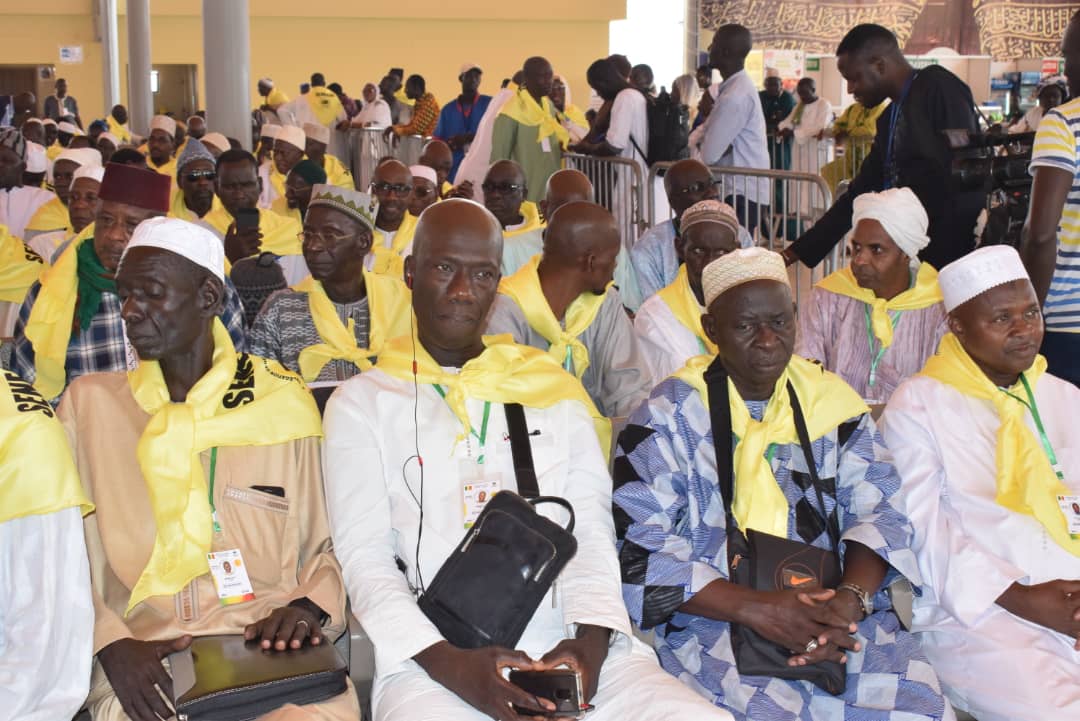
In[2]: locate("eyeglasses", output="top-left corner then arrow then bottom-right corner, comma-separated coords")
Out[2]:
184,170 -> 216,183
372,181 -> 413,196
481,182 -> 524,195
673,180 -> 717,196
299,230 -> 352,245
413,187 -> 436,199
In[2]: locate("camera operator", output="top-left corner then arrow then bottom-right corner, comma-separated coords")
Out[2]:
1021,10 -> 1080,388
780,24 -> 985,270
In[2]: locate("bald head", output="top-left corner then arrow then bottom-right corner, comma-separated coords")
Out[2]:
420,139 -> 454,188
523,56 -> 554,100
542,201 -> 620,294
408,199 -> 505,362
541,169 -> 593,223
665,159 -> 719,216
412,198 -> 503,265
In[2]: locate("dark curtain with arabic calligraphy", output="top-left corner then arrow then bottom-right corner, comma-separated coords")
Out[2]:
700,0 -> 1075,60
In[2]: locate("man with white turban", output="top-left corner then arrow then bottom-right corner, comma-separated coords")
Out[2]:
614,247 -> 951,721
797,188 -> 947,406
881,245 -> 1080,721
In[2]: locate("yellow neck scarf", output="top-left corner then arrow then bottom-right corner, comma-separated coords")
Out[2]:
376,211 -> 418,255
920,333 -> 1080,556
817,263 -> 942,348
23,224 -> 97,400
107,115 -> 132,143
0,225 -> 46,303
126,319 -> 322,612
26,196 -> 71,234
674,354 -> 869,537
169,187 -> 222,222
504,201 -> 544,239
0,368 -> 92,525
293,270 -> 412,381
499,88 -> 570,149
270,195 -> 302,224
656,265 -> 717,357
376,333 -> 611,452
306,87 -> 344,127
498,255 -> 608,379
203,206 -> 302,258
368,245 -> 405,279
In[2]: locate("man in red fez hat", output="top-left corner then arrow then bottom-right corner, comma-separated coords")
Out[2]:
8,163 -> 249,401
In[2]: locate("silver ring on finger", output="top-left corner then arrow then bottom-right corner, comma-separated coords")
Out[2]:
804,638 -> 819,654
296,619 -> 310,630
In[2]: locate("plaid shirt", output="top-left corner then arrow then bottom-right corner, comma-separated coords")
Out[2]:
393,93 -> 440,137
7,280 -> 248,399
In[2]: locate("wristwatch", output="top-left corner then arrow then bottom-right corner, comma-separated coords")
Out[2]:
837,583 -> 873,619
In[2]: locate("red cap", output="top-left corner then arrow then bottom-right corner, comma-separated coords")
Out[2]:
98,162 -> 172,213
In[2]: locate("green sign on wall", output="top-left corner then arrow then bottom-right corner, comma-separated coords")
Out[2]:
806,57 -> 820,72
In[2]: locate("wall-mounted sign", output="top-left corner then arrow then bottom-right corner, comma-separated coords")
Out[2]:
805,57 -> 821,72
59,46 -> 83,64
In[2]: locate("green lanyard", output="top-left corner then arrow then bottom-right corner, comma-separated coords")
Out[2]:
433,385 -> 492,464
563,345 -> 574,373
863,305 -> 902,388
1002,374 -> 1065,481
208,447 -> 221,534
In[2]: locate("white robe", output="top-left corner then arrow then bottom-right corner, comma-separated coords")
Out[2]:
881,373 -> 1080,721
633,292 -> 707,386
0,506 -> 93,721
453,86 -> 516,200
778,98 -> 833,214
322,367 -> 732,721
0,186 -> 55,240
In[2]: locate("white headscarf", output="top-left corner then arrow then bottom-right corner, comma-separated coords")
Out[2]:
848,187 -> 930,267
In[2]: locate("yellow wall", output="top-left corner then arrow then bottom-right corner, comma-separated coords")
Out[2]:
1,0 -> 625,124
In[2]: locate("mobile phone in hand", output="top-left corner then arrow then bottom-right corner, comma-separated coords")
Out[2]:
509,669 -> 592,718
235,207 -> 260,232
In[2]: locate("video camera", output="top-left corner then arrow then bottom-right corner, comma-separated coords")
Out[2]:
944,128 -> 1036,247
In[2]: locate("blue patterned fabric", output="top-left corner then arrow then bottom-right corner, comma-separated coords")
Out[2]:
7,279 -> 248,399
613,375 -> 948,720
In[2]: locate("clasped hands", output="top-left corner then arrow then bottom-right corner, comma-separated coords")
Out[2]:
743,587 -> 864,668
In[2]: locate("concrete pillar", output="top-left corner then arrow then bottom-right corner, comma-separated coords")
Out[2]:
202,0 -> 252,149
99,0 -> 121,112
126,0 -> 153,136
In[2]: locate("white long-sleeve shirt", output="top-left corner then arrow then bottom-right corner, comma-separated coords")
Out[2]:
0,506 -> 93,721
696,70 -> 770,204
881,372 -> 1080,721
322,367 -> 635,678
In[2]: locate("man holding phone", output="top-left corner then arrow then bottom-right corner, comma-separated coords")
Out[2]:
201,148 -> 307,285
323,199 -> 733,721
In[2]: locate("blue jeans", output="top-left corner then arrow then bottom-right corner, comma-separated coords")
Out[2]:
1041,330 -> 1080,388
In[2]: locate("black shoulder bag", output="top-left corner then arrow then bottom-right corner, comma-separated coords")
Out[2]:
703,358 -> 846,695
418,403 -> 578,649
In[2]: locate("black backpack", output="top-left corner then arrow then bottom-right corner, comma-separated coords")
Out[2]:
631,88 -> 689,165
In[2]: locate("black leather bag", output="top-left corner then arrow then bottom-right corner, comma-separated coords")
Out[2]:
704,358 -> 846,696
417,403 -> 578,649
168,634 -> 347,721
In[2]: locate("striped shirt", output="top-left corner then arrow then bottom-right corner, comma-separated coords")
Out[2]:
1030,98 -> 1080,331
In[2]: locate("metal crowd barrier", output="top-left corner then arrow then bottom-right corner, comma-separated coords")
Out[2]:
561,153 -> 647,250
347,128 -> 431,192
646,161 -> 840,307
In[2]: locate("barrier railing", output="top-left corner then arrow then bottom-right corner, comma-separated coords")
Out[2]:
561,153 -> 647,250
646,162 -> 841,305
820,135 -> 873,194
347,128 -> 431,192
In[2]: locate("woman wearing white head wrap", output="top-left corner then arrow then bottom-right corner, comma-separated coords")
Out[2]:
551,74 -> 589,143
797,187 -> 948,404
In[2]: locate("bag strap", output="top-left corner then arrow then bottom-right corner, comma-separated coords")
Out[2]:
786,382 -> 840,549
704,357 -> 736,514
504,403 -> 539,499
629,134 -> 648,164
703,358 -> 837,547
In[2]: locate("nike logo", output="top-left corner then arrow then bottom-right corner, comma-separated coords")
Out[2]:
787,574 -> 816,587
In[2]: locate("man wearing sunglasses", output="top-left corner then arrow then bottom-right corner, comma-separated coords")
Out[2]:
169,137 -> 221,222
367,160 -> 417,278
631,158 -> 752,302
481,160 -> 544,276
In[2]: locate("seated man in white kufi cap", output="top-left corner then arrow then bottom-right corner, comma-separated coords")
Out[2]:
406,164 -> 439,218
614,247 -> 952,721
248,184 -> 411,405
303,122 -> 353,190
60,216 -> 361,721
144,115 -> 179,180
797,188 -> 947,407
24,146 -> 101,240
634,199 -> 742,384
259,124 -> 307,209
881,245 -> 1080,721
27,163 -> 104,260
22,139 -> 48,187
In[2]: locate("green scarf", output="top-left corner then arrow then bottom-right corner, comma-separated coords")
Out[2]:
75,240 -> 116,331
